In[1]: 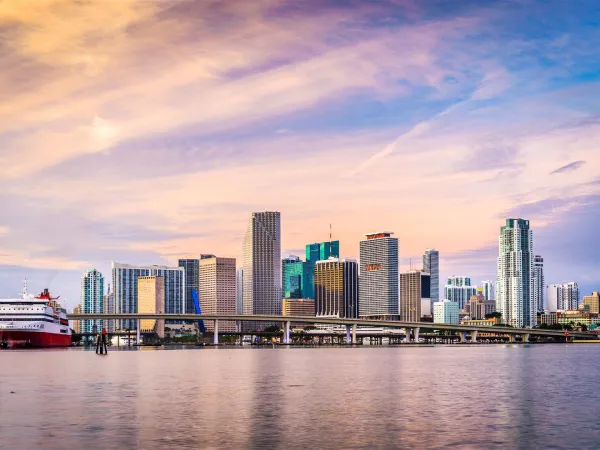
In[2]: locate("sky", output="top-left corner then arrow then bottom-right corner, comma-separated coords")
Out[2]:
1,0 -> 599,310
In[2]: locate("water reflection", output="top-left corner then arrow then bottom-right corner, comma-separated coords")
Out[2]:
1,345 -> 600,449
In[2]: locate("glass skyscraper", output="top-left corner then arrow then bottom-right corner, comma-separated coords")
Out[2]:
422,249 -> 439,305
178,259 -> 199,314
496,218 -> 535,327
314,258 -> 358,318
303,240 -> 340,299
282,255 -> 314,299
81,269 -> 104,334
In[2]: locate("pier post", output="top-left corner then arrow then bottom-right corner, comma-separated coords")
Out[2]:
522,333 -> 530,343
213,319 -> 219,345
136,319 -> 141,345
460,331 -> 467,343
284,321 -> 291,344
414,327 -> 420,343
346,325 -> 351,344
352,324 -> 357,345
405,328 -> 412,343
471,330 -> 478,343
508,334 -> 515,343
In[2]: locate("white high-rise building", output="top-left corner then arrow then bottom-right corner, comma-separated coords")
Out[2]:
433,300 -> 460,325
103,284 -> 115,333
496,218 -> 535,327
547,282 -> 580,312
481,280 -> 495,301
359,232 -> 399,317
444,276 -> 477,310
423,249 -> 439,310
112,262 -> 185,330
533,255 -> 544,313
242,212 -> 281,329
81,269 -> 104,334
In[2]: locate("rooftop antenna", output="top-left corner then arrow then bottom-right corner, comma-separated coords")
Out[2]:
329,223 -> 332,258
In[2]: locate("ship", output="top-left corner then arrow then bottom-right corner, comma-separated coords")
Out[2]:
0,282 -> 72,348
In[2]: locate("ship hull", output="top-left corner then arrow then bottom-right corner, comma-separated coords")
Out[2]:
0,330 -> 72,348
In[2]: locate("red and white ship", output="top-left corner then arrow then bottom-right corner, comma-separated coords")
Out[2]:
0,282 -> 72,348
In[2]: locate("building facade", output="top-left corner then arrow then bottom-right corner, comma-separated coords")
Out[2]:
236,268 -> 244,314
81,269 -> 104,334
434,300 -> 460,325
422,249 -> 440,307
496,218 -> 535,327
71,305 -> 82,334
282,256 -> 313,299
359,232 -> 399,317
304,240 -> 340,299
481,280 -> 495,301
399,270 -> 430,322
199,257 -> 237,332
444,276 -> 477,310
137,276 -> 165,337
242,212 -> 282,330
582,292 -> 600,315
547,282 -> 580,312
103,286 -> 115,333
314,258 -> 359,318
178,259 -> 199,314
465,291 -> 496,320
282,298 -> 316,317
532,255 -> 544,313
112,262 -> 185,330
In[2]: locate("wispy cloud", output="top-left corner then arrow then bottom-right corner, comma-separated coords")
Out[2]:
550,160 -> 586,175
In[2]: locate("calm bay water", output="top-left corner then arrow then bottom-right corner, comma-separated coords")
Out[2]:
1,345 -> 600,449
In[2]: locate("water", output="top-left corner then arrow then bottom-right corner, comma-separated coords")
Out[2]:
1,345 -> 600,449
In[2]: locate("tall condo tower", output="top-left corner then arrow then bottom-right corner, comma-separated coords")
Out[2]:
199,256 -> 237,332
444,276 -> 477,310
532,255 -> 544,313
547,282 -> 579,312
178,259 -> 199,314
359,232 -> 399,317
496,218 -> 535,327
481,280 -> 495,301
422,249 -> 439,307
242,212 -> 282,327
81,269 -> 104,334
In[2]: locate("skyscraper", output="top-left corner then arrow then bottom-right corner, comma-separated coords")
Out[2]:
305,240 -> 340,299
422,249 -> 439,306
547,282 -> 580,312
112,262 -> 185,330
444,276 -> 477,310
103,284 -> 115,333
236,268 -> 244,314
137,276 -> 165,337
81,269 -> 104,334
199,256 -> 237,332
178,259 -> 199,314
434,300 -> 460,325
282,255 -> 314,300
496,218 -> 535,327
242,212 -> 281,328
314,258 -> 358,318
532,255 -> 544,313
481,280 -> 495,301
359,232 -> 399,317
582,292 -> 600,315
399,270 -> 429,322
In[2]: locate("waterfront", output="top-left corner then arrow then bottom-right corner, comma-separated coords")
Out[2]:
1,346 -> 600,449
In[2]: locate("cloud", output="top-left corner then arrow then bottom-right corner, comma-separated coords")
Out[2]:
550,160 -> 586,175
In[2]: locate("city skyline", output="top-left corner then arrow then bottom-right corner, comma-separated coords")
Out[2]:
1,1 -> 600,309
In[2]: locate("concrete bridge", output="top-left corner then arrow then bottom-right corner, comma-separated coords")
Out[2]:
68,313 -> 595,345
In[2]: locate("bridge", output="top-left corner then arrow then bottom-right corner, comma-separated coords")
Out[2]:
68,314 -> 595,345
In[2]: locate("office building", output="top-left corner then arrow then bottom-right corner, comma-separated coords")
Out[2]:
497,218 -> 535,327
444,276 -> 477,310
81,269 -> 104,334
582,292 -> 600,315
465,290 -> 496,320
199,256 -> 237,332
314,258 -> 359,318
137,276 -> 165,337
282,298 -> 316,317
178,259 -> 199,314
481,280 -> 495,301
103,285 -> 115,333
236,268 -> 244,314
359,232 -> 399,317
423,249 -> 440,306
112,262 -> 185,330
304,240 -> 340,299
547,282 -> 580,312
399,270 -> 429,322
533,255 -> 544,313
434,300 -> 460,325
242,212 -> 282,330
282,255 -> 313,299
